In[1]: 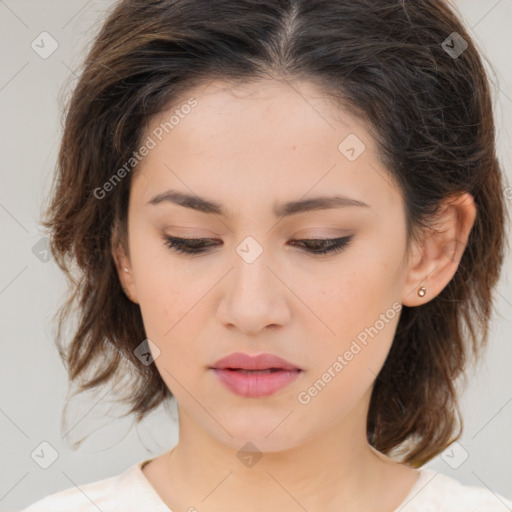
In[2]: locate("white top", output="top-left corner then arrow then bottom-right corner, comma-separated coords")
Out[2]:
21,459 -> 512,512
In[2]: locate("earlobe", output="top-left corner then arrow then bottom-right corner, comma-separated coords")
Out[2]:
401,235 -> 435,307
111,238 -> 139,304
121,266 -> 132,299
401,192 -> 476,307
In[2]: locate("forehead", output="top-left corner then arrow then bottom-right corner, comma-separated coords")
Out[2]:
149,78 -> 352,149
132,78 -> 401,219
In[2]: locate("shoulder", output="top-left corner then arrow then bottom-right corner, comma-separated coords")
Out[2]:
398,468 -> 512,512
20,462 -> 145,512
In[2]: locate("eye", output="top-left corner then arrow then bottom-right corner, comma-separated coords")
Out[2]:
162,236 -> 219,254
289,236 -> 354,255
162,235 -> 354,255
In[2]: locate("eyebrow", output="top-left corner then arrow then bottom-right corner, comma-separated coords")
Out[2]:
147,189 -> 370,217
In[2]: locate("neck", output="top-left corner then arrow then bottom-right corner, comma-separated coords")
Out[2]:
150,396 -> 418,512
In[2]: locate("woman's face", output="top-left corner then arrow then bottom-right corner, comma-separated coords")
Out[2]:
117,78 -> 417,452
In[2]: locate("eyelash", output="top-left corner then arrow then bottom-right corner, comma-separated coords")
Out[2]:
162,235 -> 354,256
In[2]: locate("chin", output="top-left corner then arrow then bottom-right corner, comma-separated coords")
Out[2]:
207,416 -> 306,454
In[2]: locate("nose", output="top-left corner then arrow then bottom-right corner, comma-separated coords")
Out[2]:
216,239 -> 292,335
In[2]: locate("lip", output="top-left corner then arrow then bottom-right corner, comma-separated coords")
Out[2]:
209,352 -> 303,398
210,368 -> 302,398
210,352 -> 302,371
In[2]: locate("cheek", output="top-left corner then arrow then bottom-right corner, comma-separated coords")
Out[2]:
304,251 -> 402,372
139,279 -> 206,396
132,251 -> 212,378
129,232 -> 186,341
295,266 -> 401,418
137,274 -> 194,348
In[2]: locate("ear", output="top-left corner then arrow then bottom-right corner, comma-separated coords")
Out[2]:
111,222 -> 139,304
401,192 -> 476,307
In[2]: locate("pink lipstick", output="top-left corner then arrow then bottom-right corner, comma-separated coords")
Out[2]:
209,352 -> 303,398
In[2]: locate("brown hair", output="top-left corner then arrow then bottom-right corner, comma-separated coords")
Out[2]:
42,0 -> 509,466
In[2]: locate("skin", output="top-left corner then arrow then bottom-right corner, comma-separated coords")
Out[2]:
113,78 -> 476,512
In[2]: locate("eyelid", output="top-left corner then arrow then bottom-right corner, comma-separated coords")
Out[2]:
162,233 -> 354,256
160,226 -> 219,237
162,232 -> 350,242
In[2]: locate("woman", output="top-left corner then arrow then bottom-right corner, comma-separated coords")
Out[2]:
23,0 -> 511,510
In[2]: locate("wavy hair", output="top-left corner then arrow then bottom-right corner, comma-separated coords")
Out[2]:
41,0 -> 509,466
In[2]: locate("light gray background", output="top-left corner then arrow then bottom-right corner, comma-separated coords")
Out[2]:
1,1 -> 511,510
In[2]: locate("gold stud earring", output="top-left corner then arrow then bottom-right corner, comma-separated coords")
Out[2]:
417,286 -> 426,297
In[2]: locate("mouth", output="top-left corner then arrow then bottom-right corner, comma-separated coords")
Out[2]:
208,352 -> 303,398
210,367 -> 302,398
217,368 -> 300,374
210,351 -> 303,372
